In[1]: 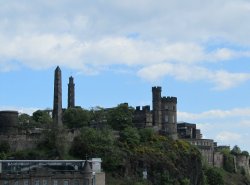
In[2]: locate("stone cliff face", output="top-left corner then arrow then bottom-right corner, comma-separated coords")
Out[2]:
121,140 -> 204,185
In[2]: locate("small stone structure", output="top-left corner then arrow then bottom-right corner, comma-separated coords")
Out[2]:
177,122 -> 196,139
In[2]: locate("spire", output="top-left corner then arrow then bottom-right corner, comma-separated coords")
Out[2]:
53,66 -> 63,127
83,160 -> 92,173
68,76 -> 75,108
82,160 -> 93,181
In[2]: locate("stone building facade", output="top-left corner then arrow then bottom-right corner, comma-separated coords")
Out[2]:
0,160 -> 105,185
177,122 -> 224,167
177,122 -> 197,139
186,138 -> 215,166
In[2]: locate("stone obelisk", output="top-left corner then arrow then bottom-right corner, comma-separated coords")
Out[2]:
53,66 -> 63,127
68,76 -> 75,108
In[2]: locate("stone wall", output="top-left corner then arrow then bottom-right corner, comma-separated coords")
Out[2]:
236,155 -> 250,175
185,139 -> 215,166
95,172 -> 106,185
0,134 -> 40,151
213,152 -> 224,168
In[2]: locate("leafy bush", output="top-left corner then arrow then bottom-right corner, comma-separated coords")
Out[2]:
63,107 -> 90,128
205,167 -> 224,185
0,141 -> 10,153
120,127 -> 140,147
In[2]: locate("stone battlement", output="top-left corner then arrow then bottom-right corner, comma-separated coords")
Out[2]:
162,96 -> 177,103
152,86 -> 162,91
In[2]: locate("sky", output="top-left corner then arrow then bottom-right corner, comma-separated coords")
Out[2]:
0,0 -> 250,151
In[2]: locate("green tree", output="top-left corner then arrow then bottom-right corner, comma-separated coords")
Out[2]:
0,141 -> 10,153
70,127 -> 122,171
32,110 -> 52,125
231,145 -> 241,156
89,106 -> 107,124
241,150 -> 249,156
205,167 -> 224,185
18,113 -> 31,124
139,128 -> 155,142
107,103 -> 134,130
180,178 -> 190,185
0,152 -> 7,160
63,107 -> 90,128
221,148 -> 235,173
120,127 -> 140,147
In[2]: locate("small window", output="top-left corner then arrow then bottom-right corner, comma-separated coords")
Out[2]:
14,181 -> 19,185
173,106 -> 176,111
43,180 -> 47,185
165,115 -> 168,122
4,181 -> 9,185
74,180 -> 79,185
63,180 -> 69,185
24,180 -> 29,185
53,180 -> 58,185
172,115 -> 175,123
165,105 -> 168,110
35,180 -> 39,185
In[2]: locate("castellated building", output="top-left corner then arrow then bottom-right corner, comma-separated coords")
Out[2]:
133,86 -> 178,139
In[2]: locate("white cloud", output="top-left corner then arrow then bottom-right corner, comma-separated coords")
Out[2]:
209,48 -> 236,61
178,108 -> 250,150
211,71 -> 250,90
1,0 -> 250,90
178,108 -> 250,121
216,131 -> 241,142
239,120 -> 250,127
1,32 -> 250,89
138,63 -> 250,90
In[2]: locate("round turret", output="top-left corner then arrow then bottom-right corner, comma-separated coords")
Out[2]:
82,160 -> 93,184
0,111 -> 18,134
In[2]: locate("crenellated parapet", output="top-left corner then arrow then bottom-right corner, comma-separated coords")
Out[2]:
161,96 -> 177,103
133,105 -> 153,128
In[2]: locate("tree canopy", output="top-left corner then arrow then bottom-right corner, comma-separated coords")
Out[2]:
107,103 -> 134,130
63,107 -> 90,128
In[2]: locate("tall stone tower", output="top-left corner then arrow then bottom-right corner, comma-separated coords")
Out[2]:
53,66 -> 63,127
161,97 -> 178,139
152,86 -> 162,129
68,76 -> 75,108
